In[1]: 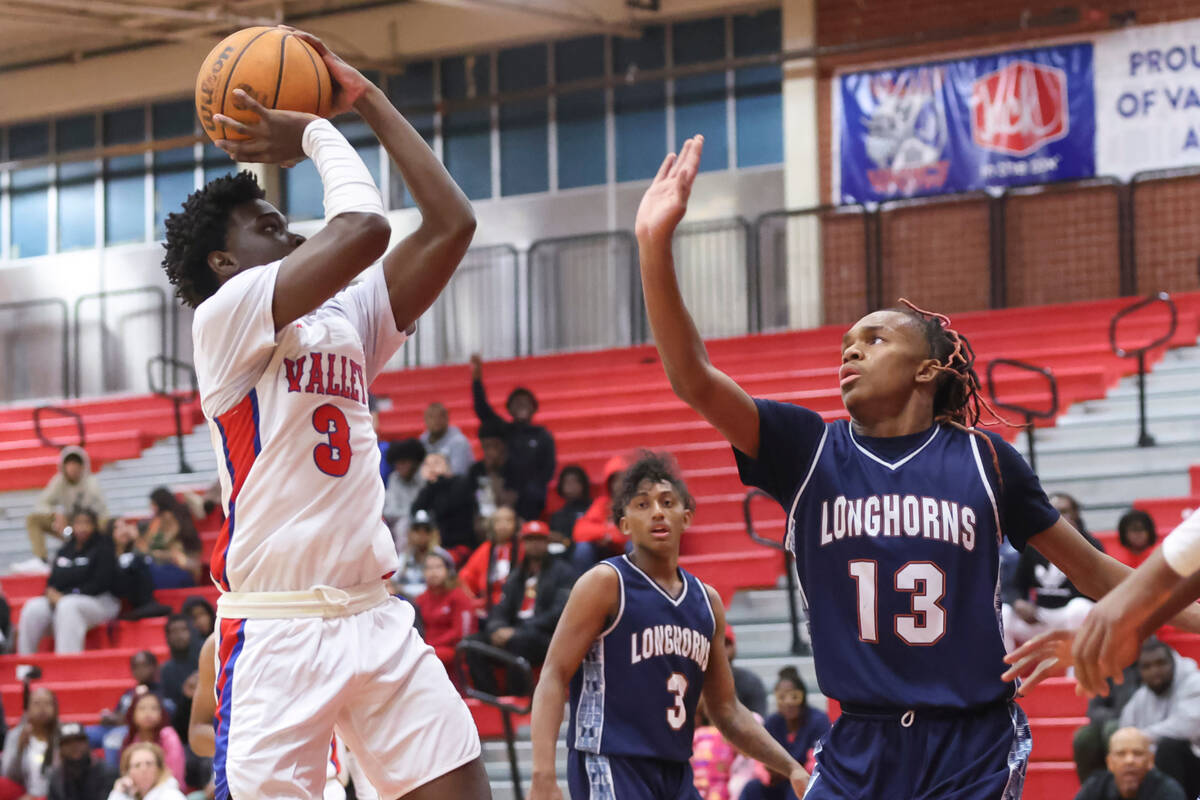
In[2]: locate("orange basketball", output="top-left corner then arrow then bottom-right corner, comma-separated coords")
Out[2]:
195,26 -> 333,143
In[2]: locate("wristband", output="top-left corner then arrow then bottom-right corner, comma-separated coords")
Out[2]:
301,118 -> 385,222
1162,510 -> 1200,576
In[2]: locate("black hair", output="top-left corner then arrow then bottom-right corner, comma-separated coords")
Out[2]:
181,595 -> 216,626
1141,636 -> 1173,660
1118,509 -> 1157,550
386,438 -> 427,467
506,387 -> 538,415
70,507 -> 99,528
478,419 -> 508,442
61,452 -> 83,467
161,171 -> 265,308
776,665 -> 806,693
164,613 -> 191,634
149,486 -> 203,555
130,649 -> 157,667
611,451 -> 696,525
557,464 -> 592,502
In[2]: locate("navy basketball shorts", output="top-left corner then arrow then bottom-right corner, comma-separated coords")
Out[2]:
803,701 -> 1031,800
567,750 -> 701,800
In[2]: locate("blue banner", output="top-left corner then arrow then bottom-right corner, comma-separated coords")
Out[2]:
836,43 -> 1096,204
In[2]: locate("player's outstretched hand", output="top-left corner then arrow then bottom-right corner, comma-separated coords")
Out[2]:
789,765 -> 810,796
469,353 -> 483,379
635,135 -> 704,247
1001,629 -> 1074,695
1070,589 -> 1143,697
529,772 -> 563,800
282,27 -> 373,117
213,89 -> 315,164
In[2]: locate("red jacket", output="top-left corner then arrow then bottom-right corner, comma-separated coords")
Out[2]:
572,456 -> 627,544
459,540 -> 516,607
415,586 -> 476,651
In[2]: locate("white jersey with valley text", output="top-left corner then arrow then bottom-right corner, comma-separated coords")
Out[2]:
193,260 -> 406,593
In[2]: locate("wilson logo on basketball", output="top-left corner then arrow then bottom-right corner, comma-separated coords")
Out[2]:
969,61 -> 1069,156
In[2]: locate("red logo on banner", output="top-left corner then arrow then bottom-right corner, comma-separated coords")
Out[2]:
970,61 -> 1068,156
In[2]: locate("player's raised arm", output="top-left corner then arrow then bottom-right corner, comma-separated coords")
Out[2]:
635,135 -> 761,457
529,565 -> 621,800
699,585 -> 809,796
188,633 -> 217,757
297,31 -> 475,334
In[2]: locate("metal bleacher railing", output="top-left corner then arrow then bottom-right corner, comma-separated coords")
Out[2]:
743,488 -> 806,657
985,358 -> 1059,474
1109,292 -> 1178,448
454,639 -> 533,800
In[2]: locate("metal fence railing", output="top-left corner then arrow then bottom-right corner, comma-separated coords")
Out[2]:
0,298 -> 70,403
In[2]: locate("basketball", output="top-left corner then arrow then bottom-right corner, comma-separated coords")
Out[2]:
195,26 -> 333,143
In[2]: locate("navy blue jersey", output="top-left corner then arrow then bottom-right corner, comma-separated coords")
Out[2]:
567,555 -> 717,762
735,399 -> 1060,710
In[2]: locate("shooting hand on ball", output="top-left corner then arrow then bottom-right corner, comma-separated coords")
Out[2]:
213,89 -> 315,164
282,28 -> 374,117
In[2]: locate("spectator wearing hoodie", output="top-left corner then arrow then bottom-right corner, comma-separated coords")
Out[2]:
460,506 -> 520,612
19,508 -> 119,654
382,438 -> 427,554
414,548 -> 476,677
548,465 -> 591,548
1120,638 -> 1200,799
569,455 -> 627,573
420,401 -> 474,477
48,722 -> 116,800
26,447 -> 109,563
470,354 -> 556,521
1114,509 -> 1158,570
411,452 -> 478,564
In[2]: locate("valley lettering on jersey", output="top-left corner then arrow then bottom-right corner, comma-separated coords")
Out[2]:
819,494 -> 978,551
282,352 -> 368,404
630,624 -> 712,671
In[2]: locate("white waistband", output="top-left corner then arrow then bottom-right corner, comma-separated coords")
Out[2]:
217,580 -> 390,619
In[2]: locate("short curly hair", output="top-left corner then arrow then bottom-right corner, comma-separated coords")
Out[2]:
161,171 -> 265,308
611,450 -> 695,525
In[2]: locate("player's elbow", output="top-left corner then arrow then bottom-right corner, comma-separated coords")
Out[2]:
335,211 -> 392,262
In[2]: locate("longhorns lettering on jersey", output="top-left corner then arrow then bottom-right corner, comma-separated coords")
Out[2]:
283,352 -> 367,404
819,493 -> 977,552
629,624 -> 712,671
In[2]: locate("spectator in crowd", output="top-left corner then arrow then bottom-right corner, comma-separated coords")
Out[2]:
382,438 -> 427,553
1120,638 -> 1200,799
548,465 -> 591,551
106,743 -> 185,800
0,687 -> 60,799
25,447 -> 108,565
393,510 -> 439,598
419,401 -> 474,477
460,506 -> 519,612
1115,510 -> 1159,569
466,520 -> 575,695
368,395 -> 394,484
95,652 -> 177,761
158,616 -> 200,718
144,489 -> 202,590
570,456 -> 628,572
470,354 -> 556,521
692,702 -> 736,800
120,692 -> 185,789
179,597 -> 214,641
725,625 -> 768,717
0,589 -> 11,653
109,520 -> 169,621
411,452 -> 478,564
19,508 -> 119,654
414,548 -> 476,677
1075,662 -> 1144,783
738,668 -> 831,800
1002,492 -> 1105,651
467,421 -> 518,522
48,722 -> 116,800
1075,727 -> 1186,800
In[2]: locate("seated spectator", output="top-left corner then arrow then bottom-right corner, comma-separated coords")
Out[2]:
470,354 -> 556,521
25,447 -> 108,565
1115,510 -> 1158,569
144,489 -> 202,589
414,548 -> 476,677
48,722 -> 116,800
1002,492 -> 1104,651
460,506 -> 519,612
393,510 -> 439,598
119,692 -> 185,789
110,519 -> 169,621
420,401 -> 474,477
1075,727 -> 1186,800
725,625 -> 768,717
18,508 -> 119,654
548,465 -> 591,550
159,616 -> 200,720
382,439 -> 427,553
1120,638 -> 1200,799
179,597 -> 214,641
411,453 -> 478,564
1075,662 -> 1143,783
468,421 -> 519,522
692,702 -> 736,800
570,456 -> 628,573
738,668 -> 831,800
0,687 -> 59,799
94,651 -> 177,760
465,520 -> 575,695
106,743 -> 185,800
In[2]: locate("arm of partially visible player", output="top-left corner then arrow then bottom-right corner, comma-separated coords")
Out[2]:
701,585 -> 808,795
529,566 -> 620,800
188,634 -> 218,758
635,135 -> 761,457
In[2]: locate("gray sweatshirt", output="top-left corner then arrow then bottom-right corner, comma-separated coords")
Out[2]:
1120,652 -> 1200,756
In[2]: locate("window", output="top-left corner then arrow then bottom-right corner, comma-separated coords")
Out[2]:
103,108 -> 146,245
9,122 -> 50,258
153,101 -> 197,239
442,54 -> 492,201
613,26 -> 667,182
499,44 -> 549,196
202,142 -> 236,185
387,60 -> 435,208
673,17 -> 728,172
555,36 -> 607,190
56,115 -> 97,251
733,9 -> 783,167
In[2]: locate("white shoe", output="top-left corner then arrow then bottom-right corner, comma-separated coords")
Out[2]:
8,558 -> 50,575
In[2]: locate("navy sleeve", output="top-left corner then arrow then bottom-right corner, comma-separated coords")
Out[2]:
732,398 -> 828,508
980,431 -> 1060,551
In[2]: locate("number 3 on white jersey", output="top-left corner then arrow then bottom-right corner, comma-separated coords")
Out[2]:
666,672 -> 689,730
849,560 -> 946,646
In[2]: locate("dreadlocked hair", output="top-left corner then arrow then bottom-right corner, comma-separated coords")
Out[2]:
161,171 -> 265,308
895,298 -> 1016,485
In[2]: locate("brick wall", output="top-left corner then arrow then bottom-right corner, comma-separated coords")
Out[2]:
813,1 -> 1200,319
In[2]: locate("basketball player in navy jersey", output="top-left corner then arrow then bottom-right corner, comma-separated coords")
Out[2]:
529,452 -> 808,800
635,135 -> 1200,799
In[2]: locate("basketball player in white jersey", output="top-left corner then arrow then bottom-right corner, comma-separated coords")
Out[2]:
162,29 -> 488,800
